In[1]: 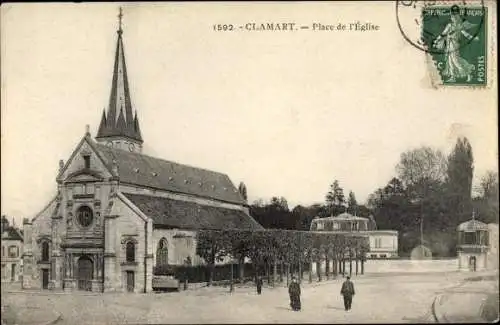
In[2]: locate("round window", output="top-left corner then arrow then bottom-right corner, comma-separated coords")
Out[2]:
76,206 -> 94,227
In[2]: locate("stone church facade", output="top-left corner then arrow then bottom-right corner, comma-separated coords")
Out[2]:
22,11 -> 263,293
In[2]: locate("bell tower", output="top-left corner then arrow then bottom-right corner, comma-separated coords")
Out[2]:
95,8 -> 143,153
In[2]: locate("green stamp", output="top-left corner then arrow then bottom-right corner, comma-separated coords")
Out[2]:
421,5 -> 487,86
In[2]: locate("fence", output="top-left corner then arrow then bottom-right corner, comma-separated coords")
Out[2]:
363,258 -> 458,274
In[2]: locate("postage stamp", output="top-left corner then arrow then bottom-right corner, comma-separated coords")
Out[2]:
396,0 -> 491,88
421,5 -> 487,86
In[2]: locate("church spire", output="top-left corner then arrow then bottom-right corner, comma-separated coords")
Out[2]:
96,7 -> 143,146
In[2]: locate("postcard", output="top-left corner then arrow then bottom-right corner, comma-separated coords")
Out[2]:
1,1 -> 498,324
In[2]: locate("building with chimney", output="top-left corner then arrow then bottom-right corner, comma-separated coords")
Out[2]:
22,9 -> 262,293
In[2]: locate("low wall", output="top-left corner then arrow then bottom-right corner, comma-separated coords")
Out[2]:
364,258 -> 458,274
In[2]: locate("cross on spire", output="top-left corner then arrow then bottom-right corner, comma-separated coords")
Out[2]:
118,7 -> 123,34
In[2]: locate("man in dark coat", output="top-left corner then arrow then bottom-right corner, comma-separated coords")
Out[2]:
340,276 -> 355,311
256,276 -> 263,295
288,276 -> 301,311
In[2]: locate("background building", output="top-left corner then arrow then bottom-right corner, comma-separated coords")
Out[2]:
310,212 -> 398,258
457,216 -> 499,272
1,216 -> 24,283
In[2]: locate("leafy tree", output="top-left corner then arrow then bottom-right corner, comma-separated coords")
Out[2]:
473,171 -> 499,224
395,147 -> 449,249
250,197 -> 295,230
445,137 -> 474,224
252,199 -> 265,207
396,146 -> 447,199
269,196 -> 289,212
292,204 -> 328,230
479,171 -> 499,199
325,180 -> 346,216
347,191 -> 358,215
196,230 -> 232,286
1,215 -> 10,232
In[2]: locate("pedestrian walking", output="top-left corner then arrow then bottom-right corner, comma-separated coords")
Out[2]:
340,276 -> 355,311
256,276 -> 263,295
288,276 -> 301,311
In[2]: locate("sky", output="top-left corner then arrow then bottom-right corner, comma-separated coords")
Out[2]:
1,2 -> 498,226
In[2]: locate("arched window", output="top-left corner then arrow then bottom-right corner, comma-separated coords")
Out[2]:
41,241 -> 50,262
156,238 -> 169,266
126,241 -> 135,262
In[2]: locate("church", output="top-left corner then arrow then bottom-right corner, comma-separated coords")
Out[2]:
22,9 -> 263,293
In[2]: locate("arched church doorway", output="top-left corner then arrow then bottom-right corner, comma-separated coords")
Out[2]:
77,255 -> 94,291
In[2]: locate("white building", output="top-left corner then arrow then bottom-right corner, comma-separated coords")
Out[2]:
457,217 -> 498,272
310,213 -> 398,258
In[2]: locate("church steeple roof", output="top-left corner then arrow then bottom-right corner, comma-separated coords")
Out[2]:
96,8 -> 143,143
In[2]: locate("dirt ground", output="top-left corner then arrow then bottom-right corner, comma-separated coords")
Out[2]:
4,270 -> 496,324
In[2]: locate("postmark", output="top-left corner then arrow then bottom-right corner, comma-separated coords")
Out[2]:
396,1 -> 488,86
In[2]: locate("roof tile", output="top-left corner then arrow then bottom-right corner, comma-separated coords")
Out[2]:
95,143 -> 246,205
123,193 -> 263,230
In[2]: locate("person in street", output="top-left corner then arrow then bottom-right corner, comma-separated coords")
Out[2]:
288,276 -> 301,311
256,276 -> 263,295
340,276 -> 355,311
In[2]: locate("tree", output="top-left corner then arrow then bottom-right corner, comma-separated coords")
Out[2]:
292,204 -> 328,230
269,197 -> 289,212
396,146 -> 447,197
473,171 -> 499,224
479,171 -> 498,199
238,182 -> 248,202
396,147 -> 448,249
446,137 -> 474,224
252,199 -> 265,207
196,230 -> 231,286
325,180 -> 346,215
347,191 -> 358,215
1,215 -> 10,232
250,197 -> 295,230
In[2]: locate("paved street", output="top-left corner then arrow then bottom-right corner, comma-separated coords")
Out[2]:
3,271 -> 495,324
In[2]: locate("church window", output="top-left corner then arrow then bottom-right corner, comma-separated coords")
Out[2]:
41,242 -> 50,261
156,238 -> 169,266
126,241 -> 136,262
83,155 -> 90,169
76,205 -> 94,228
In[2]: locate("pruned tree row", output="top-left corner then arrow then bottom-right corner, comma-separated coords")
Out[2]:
196,229 -> 369,288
